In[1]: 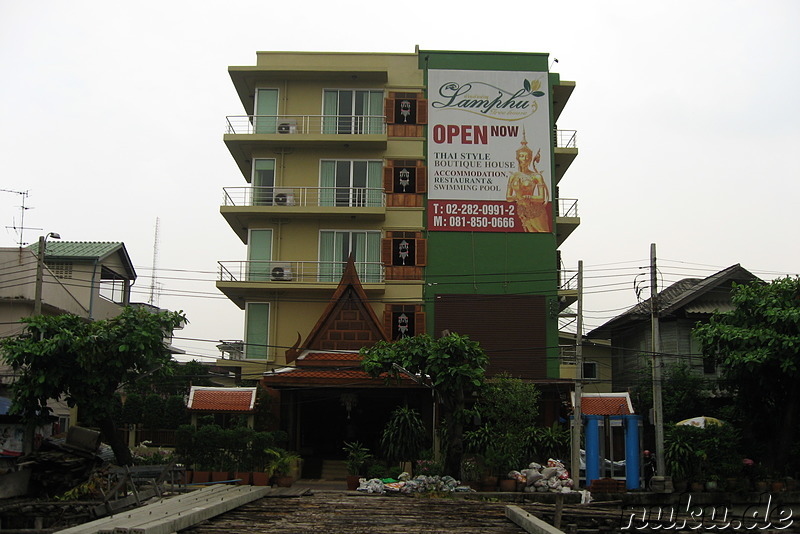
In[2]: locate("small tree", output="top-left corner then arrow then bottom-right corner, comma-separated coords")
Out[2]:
694,276 -> 800,473
361,333 -> 488,477
380,405 -> 429,464
0,306 -> 186,465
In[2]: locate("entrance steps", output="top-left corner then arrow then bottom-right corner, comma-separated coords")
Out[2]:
320,459 -> 348,480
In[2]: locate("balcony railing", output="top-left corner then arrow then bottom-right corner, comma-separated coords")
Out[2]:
218,260 -> 385,284
556,198 -> 579,218
559,269 -> 579,293
222,186 -> 386,208
225,115 -> 386,135
555,129 -> 577,148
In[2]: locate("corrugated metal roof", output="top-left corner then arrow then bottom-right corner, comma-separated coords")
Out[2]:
187,386 -> 257,412
28,241 -> 124,259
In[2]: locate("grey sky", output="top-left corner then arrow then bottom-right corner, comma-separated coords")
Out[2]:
1,1 -> 798,360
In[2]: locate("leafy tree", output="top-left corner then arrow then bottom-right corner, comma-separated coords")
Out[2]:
360,333 -> 488,477
694,276 -> 800,473
0,306 -> 186,465
120,393 -> 144,425
163,395 -> 189,429
141,394 -> 165,430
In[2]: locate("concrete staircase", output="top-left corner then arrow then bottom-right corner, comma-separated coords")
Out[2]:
320,459 -> 348,481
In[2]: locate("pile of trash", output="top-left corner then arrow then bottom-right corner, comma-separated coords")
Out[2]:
356,473 -> 474,495
509,458 -> 574,494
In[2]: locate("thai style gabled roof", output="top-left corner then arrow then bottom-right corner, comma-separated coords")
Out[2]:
574,392 -> 634,416
187,386 -> 257,413
284,254 -> 387,364
588,264 -> 761,338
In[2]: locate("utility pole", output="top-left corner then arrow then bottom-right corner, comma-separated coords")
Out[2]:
571,260 -> 584,487
650,243 -> 666,477
33,232 -> 60,315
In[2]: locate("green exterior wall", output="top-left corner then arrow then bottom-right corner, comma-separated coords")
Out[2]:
419,50 -> 561,378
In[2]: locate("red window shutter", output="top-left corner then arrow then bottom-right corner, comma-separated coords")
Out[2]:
416,98 -> 428,125
384,98 -> 396,124
416,164 -> 427,194
415,239 -> 427,266
383,164 -> 394,193
381,238 -> 392,266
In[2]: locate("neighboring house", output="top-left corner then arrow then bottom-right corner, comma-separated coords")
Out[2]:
587,264 -> 761,393
214,49 -> 581,464
559,332 -> 613,393
187,386 -> 258,428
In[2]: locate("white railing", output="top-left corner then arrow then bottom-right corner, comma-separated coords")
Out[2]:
222,186 -> 385,208
218,260 -> 385,284
555,129 -> 577,148
225,115 -> 386,135
559,269 -> 579,292
557,198 -> 579,218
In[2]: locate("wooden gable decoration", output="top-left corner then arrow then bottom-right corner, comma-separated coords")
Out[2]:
285,254 -> 387,363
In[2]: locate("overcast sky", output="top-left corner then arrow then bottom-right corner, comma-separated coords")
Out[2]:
2,1 -> 798,361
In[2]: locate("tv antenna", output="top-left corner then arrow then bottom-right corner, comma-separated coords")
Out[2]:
1,189 -> 41,247
148,217 -> 161,306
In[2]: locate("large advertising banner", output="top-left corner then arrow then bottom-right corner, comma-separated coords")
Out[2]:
427,69 -> 551,233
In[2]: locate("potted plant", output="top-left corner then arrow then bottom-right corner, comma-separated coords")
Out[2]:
342,441 -> 371,490
264,447 -> 301,487
380,405 -> 428,474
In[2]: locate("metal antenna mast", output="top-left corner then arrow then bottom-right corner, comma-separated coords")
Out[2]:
148,217 -> 160,306
1,189 -> 40,247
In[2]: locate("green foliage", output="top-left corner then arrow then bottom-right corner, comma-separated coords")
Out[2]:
175,424 -> 285,471
342,440 -> 372,475
631,361 -> 717,424
264,447 -> 300,477
360,333 -> 488,477
120,393 -> 144,425
525,424 -> 570,462
694,276 -> 800,472
664,423 -> 742,482
0,307 -> 186,465
163,395 -> 188,429
141,394 -> 165,430
380,405 -> 429,463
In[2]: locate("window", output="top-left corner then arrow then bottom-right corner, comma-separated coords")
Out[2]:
247,229 -> 273,281
252,159 -> 275,205
322,89 -> 384,134
46,261 -> 73,279
583,361 -> 598,380
245,302 -> 270,360
320,160 -> 382,207
383,160 -> 427,195
319,230 -> 381,283
381,231 -> 427,274
99,267 -> 126,304
254,88 -> 279,134
384,304 -> 425,340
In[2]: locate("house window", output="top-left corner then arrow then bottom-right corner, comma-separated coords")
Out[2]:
383,160 -> 427,195
247,229 -> 273,281
254,88 -> 279,134
245,302 -> 271,360
322,89 -> 384,134
381,232 -> 427,270
99,267 -> 126,304
320,160 -> 382,207
583,361 -> 598,380
384,92 -> 428,126
319,230 -> 381,283
252,159 -> 276,205
384,304 -> 425,340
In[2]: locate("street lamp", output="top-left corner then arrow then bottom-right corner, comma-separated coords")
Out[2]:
33,232 -> 61,315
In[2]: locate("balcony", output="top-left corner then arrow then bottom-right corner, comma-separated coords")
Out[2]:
225,114 -> 388,177
217,260 -> 386,307
555,197 -> 580,247
554,129 -> 578,184
558,268 -> 579,311
221,186 -> 386,242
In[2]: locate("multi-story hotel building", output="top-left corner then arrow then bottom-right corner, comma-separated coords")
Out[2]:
215,49 -> 579,466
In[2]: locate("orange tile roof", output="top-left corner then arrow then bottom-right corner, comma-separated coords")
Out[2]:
580,394 -> 633,416
297,351 -> 363,367
187,387 -> 257,413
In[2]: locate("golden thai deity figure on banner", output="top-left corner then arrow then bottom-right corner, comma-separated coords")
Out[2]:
506,131 -> 552,233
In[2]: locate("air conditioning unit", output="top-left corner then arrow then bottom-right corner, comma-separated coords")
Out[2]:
277,119 -> 297,134
270,263 -> 293,281
272,188 -> 296,206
